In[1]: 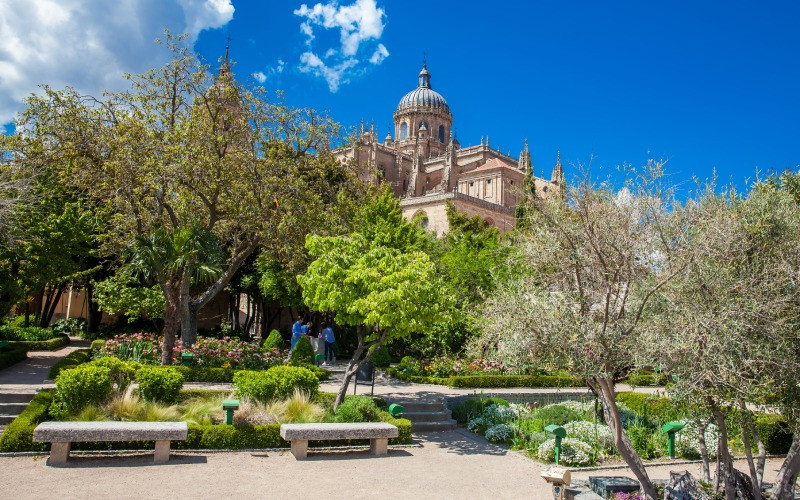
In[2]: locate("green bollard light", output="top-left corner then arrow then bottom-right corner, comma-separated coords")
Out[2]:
662,421 -> 685,458
223,399 -> 240,425
544,424 -> 567,465
181,352 -> 195,367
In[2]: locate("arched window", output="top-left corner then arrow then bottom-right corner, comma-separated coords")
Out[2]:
438,125 -> 445,143
399,122 -> 408,140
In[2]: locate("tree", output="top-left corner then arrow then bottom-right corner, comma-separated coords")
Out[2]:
298,189 -> 444,410
7,33 -> 337,361
474,165 -> 689,499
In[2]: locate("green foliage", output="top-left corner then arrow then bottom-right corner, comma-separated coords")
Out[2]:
86,357 -> 138,391
0,345 -> 27,371
48,348 -> 92,379
452,397 -> 509,424
262,329 -> 285,351
51,318 -> 86,336
0,325 -> 59,341
91,339 -> 106,351
386,368 -> 584,389
92,270 -> 165,320
177,424 -> 285,450
136,366 -> 184,404
54,365 -> 113,414
615,392 -> 680,424
626,425 -> 666,460
8,335 -> 70,351
370,346 -> 391,368
291,336 -> 314,365
334,396 -> 382,423
625,370 -> 670,387
535,403 -> 588,426
0,390 -> 54,452
754,413 -> 793,454
233,366 -> 319,404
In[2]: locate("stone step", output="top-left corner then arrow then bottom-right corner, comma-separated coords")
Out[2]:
391,401 -> 445,412
411,419 -> 457,432
402,411 -> 452,422
0,392 -> 35,403
0,402 -> 30,413
0,414 -> 18,424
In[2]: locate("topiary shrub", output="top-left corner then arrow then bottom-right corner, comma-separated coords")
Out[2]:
370,347 -> 391,368
261,329 -> 285,352
290,336 -> 314,365
91,339 -> 107,352
755,413 -> 793,454
334,396 -> 382,423
54,365 -> 113,415
534,403 -> 587,426
615,392 -> 679,424
136,366 -> 184,404
48,349 -> 92,379
87,357 -> 138,391
234,366 -> 319,403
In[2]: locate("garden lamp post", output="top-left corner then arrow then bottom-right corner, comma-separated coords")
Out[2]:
661,421 -> 684,458
223,399 -> 240,425
544,424 -> 567,465
181,352 -> 195,367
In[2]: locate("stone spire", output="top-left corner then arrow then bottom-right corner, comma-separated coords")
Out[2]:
550,151 -> 565,185
219,37 -> 232,77
518,139 -> 530,171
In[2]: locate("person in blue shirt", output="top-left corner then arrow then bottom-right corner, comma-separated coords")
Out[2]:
321,322 -> 335,365
291,315 -> 305,350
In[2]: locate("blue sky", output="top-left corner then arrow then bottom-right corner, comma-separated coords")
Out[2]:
2,1 -> 798,192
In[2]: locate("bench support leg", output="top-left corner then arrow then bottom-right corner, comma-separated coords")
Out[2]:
154,440 -> 171,463
290,440 -> 308,460
370,438 -> 388,456
49,442 -> 71,465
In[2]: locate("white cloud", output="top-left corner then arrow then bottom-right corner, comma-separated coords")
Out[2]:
253,72 -> 267,83
369,43 -> 389,64
294,0 -> 388,92
252,60 -> 285,85
0,0 -> 234,124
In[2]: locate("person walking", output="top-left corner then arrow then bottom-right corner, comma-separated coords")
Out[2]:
321,322 -> 335,366
291,315 -> 305,350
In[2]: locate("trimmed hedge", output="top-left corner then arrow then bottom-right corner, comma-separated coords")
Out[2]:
754,413 -> 793,454
136,366 -> 184,403
91,364 -> 330,384
48,349 -> 92,379
234,366 -> 319,403
0,345 -> 27,371
615,392 -> 681,424
624,370 -> 670,387
54,365 -> 113,413
261,330 -> 285,352
0,390 -> 53,452
386,368 -> 584,388
8,334 -> 70,351
90,339 -> 106,352
0,325 -> 57,342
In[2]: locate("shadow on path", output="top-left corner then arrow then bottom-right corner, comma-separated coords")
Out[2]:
47,453 -> 208,468
417,430 -> 508,457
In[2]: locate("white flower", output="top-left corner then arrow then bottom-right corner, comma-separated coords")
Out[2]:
676,419 -> 719,458
563,420 -> 614,451
537,438 -> 593,466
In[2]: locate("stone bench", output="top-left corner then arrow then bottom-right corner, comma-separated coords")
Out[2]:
33,421 -> 188,465
279,422 -> 399,459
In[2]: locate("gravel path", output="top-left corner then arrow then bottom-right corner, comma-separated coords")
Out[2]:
0,337 -> 89,393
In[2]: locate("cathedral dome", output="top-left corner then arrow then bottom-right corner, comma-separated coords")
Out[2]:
396,64 -> 449,113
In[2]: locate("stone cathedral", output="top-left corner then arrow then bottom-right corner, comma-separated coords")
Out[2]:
338,62 -> 565,235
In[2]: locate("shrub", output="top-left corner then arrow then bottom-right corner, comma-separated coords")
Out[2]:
91,339 -> 106,351
0,325 -> 57,341
754,413 -> 793,454
234,366 -> 319,404
452,397 -> 509,424
87,357 -> 138,391
537,438 -> 593,466
535,403 -> 589,426
370,346 -> 391,368
54,365 -> 113,414
625,370 -> 670,387
48,349 -> 92,379
8,334 -> 70,351
615,392 -> 679,424
52,318 -> 86,336
563,420 -> 614,451
676,419 -> 719,459
485,423 -> 515,442
262,330 -> 285,352
0,390 -> 54,452
136,366 -> 184,404
385,369 -> 585,389
268,389 -> 325,423
290,336 -> 314,365
334,396 -> 382,423
0,345 -> 27,371
627,425 -> 666,459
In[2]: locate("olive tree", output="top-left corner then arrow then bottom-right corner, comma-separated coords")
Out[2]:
474,166 -> 690,499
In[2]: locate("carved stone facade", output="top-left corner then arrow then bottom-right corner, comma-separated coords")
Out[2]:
338,63 -> 565,235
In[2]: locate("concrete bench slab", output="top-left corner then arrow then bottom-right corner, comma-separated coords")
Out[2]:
33,421 -> 188,465
279,422 -> 398,459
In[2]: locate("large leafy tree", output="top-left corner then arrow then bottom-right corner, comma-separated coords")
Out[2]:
298,188 -> 444,409
475,166 -> 689,499
6,33 -> 337,361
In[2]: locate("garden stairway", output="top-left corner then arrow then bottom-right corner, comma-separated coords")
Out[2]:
0,392 -> 34,434
394,399 -> 456,432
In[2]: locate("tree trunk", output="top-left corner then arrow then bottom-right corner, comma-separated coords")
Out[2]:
749,420 -> 766,486
40,285 -> 65,327
179,273 -> 199,347
86,283 -> 102,333
738,401 -> 762,500
161,282 -> 181,365
333,326 -> 388,411
698,418 -> 712,483
711,404 -> 736,499
594,376 -> 657,499
772,433 -> 800,499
